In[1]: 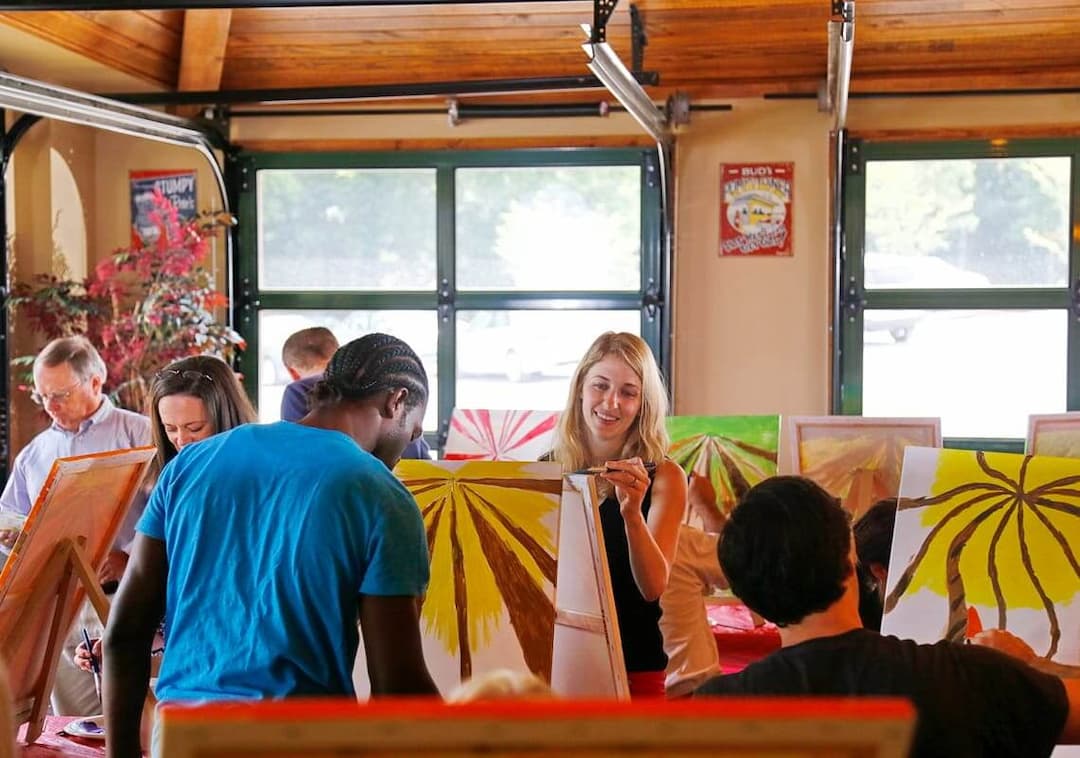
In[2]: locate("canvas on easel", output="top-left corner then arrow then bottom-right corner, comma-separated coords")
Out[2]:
0,446 -> 156,744
784,416 -> 941,521
666,415 -> 779,525
1026,411 -> 1080,457
882,447 -> 1080,667
355,460 -> 563,697
443,409 -> 559,462
549,473 -> 628,699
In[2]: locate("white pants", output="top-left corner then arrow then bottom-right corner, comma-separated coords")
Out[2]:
50,599 -> 104,717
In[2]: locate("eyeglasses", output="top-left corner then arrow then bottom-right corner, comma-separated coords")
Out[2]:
30,380 -> 84,406
155,369 -> 214,383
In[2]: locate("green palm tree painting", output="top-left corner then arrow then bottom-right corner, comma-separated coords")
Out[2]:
666,415 -> 780,517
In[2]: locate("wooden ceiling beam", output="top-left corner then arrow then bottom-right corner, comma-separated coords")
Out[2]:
178,9 -> 232,93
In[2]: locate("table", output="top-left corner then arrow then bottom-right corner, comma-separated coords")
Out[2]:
708,599 -> 782,674
17,716 -> 105,757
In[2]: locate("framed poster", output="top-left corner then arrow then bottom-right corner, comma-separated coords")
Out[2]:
130,169 -> 197,245
719,162 -> 793,257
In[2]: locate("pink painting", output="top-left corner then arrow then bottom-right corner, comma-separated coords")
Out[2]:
444,409 -> 559,462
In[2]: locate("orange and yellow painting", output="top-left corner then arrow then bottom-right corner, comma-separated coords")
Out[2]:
786,417 -> 941,520
882,447 -> 1080,665
394,459 -> 563,692
0,447 -> 155,735
1027,412 -> 1080,458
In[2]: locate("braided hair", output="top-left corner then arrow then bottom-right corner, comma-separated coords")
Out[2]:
309,332 -> 428,411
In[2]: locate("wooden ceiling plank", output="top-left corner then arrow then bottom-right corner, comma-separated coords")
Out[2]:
861,0 -> 1080,16
0,10 -> 178,86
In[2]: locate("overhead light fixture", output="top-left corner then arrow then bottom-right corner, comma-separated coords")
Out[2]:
825,0 -> 855,130
0,71 -> 226,204
582,25 -> 670,146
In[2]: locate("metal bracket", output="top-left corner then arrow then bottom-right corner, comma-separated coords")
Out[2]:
195,104 -> 231,145
666,92 -> 690,127
839,273 -> 865,324
592,0 -> 619,44
630,4 -> 647,72
845,138 -> 862,176
643,278 -> 662,320
437,277 -> 453,324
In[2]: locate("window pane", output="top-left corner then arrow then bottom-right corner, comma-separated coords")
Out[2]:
864,157 -> 1070,289
257,169 -> 437,291
456,166 -> 641,291
455,310 -> 640,410
258,309 -> 438,431
862,309 -> 1065,438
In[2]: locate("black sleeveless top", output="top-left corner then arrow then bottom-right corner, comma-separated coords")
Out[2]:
599,482 -> 667,673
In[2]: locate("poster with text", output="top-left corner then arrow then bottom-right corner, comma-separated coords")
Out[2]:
130,169 -> 197,245
719,162 -> 793,257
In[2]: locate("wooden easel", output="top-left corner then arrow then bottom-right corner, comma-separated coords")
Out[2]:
4,537 -> 109,742
0,446 -> 156,745
550,474 -> 629,699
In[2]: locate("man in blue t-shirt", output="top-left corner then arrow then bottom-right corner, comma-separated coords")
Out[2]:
103,333 -> 439,758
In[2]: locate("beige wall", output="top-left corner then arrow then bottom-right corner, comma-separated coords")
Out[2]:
673,101 -> 833,417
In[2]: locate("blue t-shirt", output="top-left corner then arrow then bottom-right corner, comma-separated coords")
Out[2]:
137,422 -> 429,702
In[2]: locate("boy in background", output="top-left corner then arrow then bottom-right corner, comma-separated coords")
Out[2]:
281,327 -> 430,459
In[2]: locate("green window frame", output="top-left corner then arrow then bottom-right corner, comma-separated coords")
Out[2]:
231,148 -> 667,451
837,137 -> 1080,452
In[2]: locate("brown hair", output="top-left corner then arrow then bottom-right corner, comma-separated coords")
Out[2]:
148,355 -> 257,468
282,327 -> 339,373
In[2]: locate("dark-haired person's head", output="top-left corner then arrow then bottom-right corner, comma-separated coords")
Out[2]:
309,332 -> 428,468
718,476 -> 853,627
853,497 -> 898,631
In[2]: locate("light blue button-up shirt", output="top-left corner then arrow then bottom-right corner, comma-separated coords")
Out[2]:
0,396 -> 151,548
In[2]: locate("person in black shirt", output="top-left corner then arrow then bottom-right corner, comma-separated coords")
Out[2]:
696,476 -> 1079,758
548,332 -> 687,697
853,496 -> 896,632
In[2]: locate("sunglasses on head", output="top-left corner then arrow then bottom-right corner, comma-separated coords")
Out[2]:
155,369 -> 214,383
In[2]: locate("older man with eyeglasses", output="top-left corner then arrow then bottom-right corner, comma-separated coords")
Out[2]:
0,335 -> 150,716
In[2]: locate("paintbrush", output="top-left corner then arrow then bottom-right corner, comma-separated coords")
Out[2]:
572,461 -> 657,476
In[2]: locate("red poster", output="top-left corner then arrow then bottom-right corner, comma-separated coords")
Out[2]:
719,162 -> 793,257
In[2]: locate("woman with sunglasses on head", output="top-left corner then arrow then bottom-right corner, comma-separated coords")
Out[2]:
149,355 -> 258,471
74,355 -> 256,701
549,332 -> 686,698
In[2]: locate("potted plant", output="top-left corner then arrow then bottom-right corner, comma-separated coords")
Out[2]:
8,189 -> 245,412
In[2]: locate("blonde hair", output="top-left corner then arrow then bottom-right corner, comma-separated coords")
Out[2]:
552,332 -> 669,472
446,669 -> 552,702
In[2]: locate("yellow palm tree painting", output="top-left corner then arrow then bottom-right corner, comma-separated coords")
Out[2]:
882,447 -> 1080,663
394,459 -> 563,685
